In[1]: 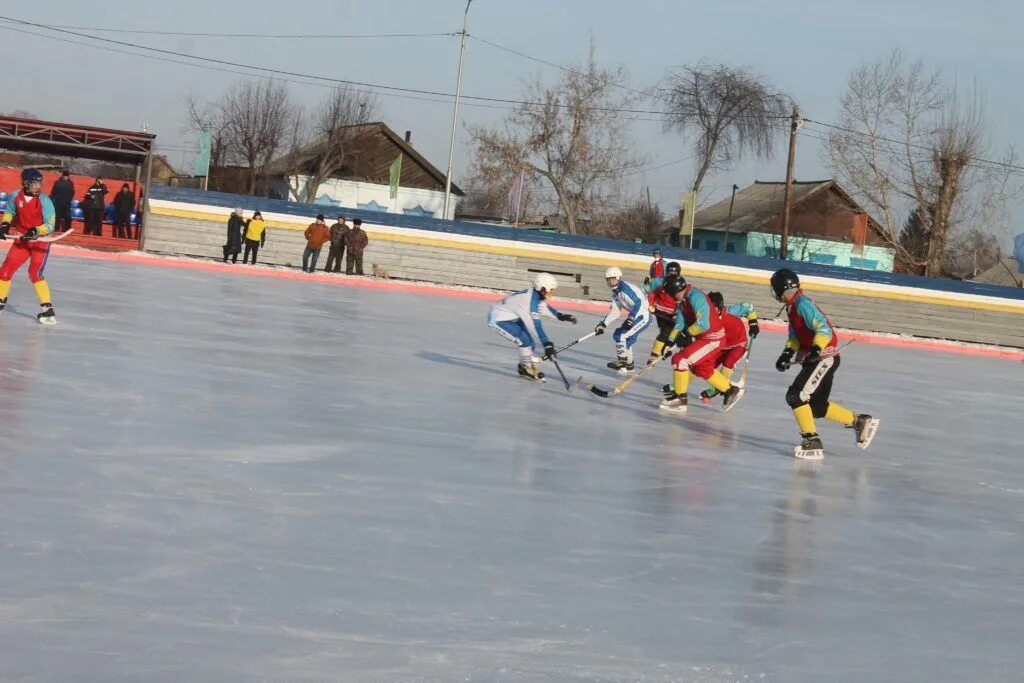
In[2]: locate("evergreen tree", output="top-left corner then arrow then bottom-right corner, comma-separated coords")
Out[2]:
899,209 -> 930,262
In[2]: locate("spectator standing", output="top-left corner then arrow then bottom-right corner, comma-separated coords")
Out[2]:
49,171 -> 75,233
345,218 -> 369,275
82,178 -> 108,236
302,214 -> 331,273
224,208 -> 246,263
324,214 -> 348,273
112,183 -> 135,239
649,247 -> 665,279
243,211 -> 267,265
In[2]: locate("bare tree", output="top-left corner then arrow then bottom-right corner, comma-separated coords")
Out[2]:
469,46 -> 643,235
459,166 -> 547,222
590,195 -> 664,242
221,80 -> 294,195
278,86 -> 379,203
825,50 -> 1018,277
660,63 -> 791,199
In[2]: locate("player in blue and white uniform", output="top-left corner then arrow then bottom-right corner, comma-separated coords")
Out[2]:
488,273 -> 577,381
594,266 -> 652,373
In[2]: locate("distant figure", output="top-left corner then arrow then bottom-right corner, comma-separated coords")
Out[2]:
243,211 -> 267,265
324,214 -> 348,273
49,170 -> 75,233
82,178 -> 108,236
649,247 -> 665,279
224,208 -> 246,263
112,183 -> 135,239
344,218 -> 368,275
302,214 -> 331,273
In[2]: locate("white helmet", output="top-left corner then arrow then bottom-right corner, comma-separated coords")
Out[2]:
605,266 -> 623,280
534,272 -> 558,293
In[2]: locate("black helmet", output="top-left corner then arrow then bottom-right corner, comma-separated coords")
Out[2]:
708,291 -> 724,310
21,168 -> 43,193
770,268 -> 800,301
662,274 -> 687,296
665,261 -> 681,276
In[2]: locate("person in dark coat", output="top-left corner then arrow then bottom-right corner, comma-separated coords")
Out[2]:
224,208 -> 246,263
324,214 -> 348,273
112,183 -> 135,239
344,218 -> 369,275
49,171 -> 75,232
82,178 -> 108,236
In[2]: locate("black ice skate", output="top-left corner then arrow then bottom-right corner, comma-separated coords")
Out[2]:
517,363 -> 546,382
794,433 -> 824,460
607,357 -> 634,374
659,392 -> 688,413
851,414 -> 880,450
700,387 -> 721,404
662,383 -> 675,396
0,297 -> 6,315
37,303 -> 56,326
721,385 -> 745,412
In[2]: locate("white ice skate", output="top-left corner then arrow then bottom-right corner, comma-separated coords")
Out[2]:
794,433 -> 824,460
853,414 -> 880,450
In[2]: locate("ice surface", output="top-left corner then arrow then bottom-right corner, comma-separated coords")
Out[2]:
0,253 -> 1022,682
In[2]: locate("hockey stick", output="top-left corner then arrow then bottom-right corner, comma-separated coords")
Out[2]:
547,354 -> 572,391
586,354 -> 667,398
737,336 -> 754,388
554,331 -> 596,355
782,339 -> 855,370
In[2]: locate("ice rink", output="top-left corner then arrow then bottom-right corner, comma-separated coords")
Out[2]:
1,251 -> 1022,682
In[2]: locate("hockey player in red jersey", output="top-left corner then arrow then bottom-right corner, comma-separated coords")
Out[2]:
771,268 -> 878,459
697,291 -> 760,404
0,168 -> 58,325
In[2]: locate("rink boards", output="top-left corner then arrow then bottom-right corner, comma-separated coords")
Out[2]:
144,187 -> 1024,349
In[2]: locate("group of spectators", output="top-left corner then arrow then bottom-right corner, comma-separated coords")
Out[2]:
223,210 -> 369,275
49,172 -> 138,239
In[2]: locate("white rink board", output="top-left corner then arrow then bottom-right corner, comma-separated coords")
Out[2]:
0,254 -> 1022,682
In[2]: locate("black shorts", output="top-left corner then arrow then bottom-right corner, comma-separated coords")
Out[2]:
654,313 -> 676,344
786,355 -> 841,417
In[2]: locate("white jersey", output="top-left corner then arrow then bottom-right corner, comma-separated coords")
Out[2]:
601,280 -> 651,328
489,288 -> 561,347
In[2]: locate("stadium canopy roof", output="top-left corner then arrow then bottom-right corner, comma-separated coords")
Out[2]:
0,114 -> 155,164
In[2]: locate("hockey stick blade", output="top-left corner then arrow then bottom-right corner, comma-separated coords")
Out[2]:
587,383 -> 612,398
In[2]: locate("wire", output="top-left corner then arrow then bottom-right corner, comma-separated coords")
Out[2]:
0,19 -> 457,39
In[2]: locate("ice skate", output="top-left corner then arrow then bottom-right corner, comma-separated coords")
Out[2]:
721,385 -> 745,412
607,357 -> 634,374
700,387 -> 721,404
517,362 -> 545,382
0,297 -> 6,315
37,304 -> 56,326
851,414 -> 880,450
794,433 -> 824,460
661,383 -> 675,396
659,393 -> 688,413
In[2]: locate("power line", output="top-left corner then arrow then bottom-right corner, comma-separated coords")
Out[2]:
0,15 -> 682,119
0,20 -> 456,39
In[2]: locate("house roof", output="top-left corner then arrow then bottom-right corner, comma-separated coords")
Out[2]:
269,122 -> 464,196
688,180 -> 883,234
971,257 -> 1022,288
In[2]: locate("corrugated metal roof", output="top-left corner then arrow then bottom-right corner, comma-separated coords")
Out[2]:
694,180 -> 833,232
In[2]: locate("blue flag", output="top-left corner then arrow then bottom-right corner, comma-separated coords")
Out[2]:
1015,234 -> 1024,274
194,130 -> 212,178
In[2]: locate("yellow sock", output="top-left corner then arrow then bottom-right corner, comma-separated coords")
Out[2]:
793,404 -> 816,434
825,402 -> 855,426
0,279 -> 10,299
722,367 -> 733,381
33,280 -> 51,305
673,369 -> 691,395
652,340 -> 665,356
707,371 -> 732,393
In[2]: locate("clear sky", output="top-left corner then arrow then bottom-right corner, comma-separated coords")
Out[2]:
3,0 -> 1021,239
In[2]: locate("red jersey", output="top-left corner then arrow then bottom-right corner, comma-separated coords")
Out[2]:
720,311 -> 749,349
786,290 -> 838,352
675,286 -> 724,341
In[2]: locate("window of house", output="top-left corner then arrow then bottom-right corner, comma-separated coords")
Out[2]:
725,242 -> 736,254
808,253 -> 838,265
691,238 -> 701,249
763,246 -> 779,258
849,257 -> 878,270
705,239 -> 719,251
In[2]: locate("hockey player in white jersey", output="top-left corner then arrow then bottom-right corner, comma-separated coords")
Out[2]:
594,266 -> 652,373
487,273 -> 578,381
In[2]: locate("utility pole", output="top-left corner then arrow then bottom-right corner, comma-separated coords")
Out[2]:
722,183 -> 738,252
780,104 -> 801,260
442,0 -> 473,221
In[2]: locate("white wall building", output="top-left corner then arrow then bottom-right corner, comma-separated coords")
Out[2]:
273,122 -> 464,221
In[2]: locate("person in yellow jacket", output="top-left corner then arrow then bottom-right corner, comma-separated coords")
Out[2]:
243,211 -> 267,265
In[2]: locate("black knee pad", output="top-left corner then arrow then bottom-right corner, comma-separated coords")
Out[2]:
810,396 -> 830,418
785,386 -> 805,409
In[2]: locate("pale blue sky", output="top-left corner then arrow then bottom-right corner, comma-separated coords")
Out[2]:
4,0 -> 1022,238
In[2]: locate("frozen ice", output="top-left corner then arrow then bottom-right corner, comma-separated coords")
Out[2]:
0,253 -> 1022,682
